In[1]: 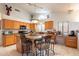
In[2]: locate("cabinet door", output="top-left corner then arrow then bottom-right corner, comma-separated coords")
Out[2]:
3,19 -> 14,29
14,34 -> 16,43
66,36 -> 77,48
3,35 -> 15,46
27,23 -> 30,29
45,21 -> 53,30
30,23 -> 36,31
19,22 -> 23,26
12,21 -> 28,29
24,22 -> 28,28
14,21 -> 20,29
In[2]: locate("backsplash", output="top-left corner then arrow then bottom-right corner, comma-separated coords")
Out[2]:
2,30 -> 19,35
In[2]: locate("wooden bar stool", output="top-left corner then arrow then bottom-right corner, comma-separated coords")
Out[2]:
34,38 -> 43,56
44,35 -> 55,55
20,34 -> 33,56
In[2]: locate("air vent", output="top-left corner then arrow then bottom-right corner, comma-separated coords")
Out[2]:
15,9 -> 20,12
68,10 -> 73,14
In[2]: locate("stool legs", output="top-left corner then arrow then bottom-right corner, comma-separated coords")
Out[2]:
50,43 -> 55,55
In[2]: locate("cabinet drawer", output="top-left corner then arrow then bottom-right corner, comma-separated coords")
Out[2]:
68,41 -> 77,48
69,37 -> 77,40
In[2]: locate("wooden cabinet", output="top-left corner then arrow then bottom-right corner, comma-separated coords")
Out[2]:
17,22 -> 28,29
45,21 -> 53,30
2,19 -> 36,30
14,21 -> 28,29
3,34 -> 16,46
3,19 -> 14,29
29,23 -> 36,31
16,35 -> 22,52
14,21 -> 20,29
14,34 -> 17,44
65,36 -> 77,48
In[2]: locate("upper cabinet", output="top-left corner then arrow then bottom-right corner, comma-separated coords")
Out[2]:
3,19 -> 15,29
30,23 -> 36,31
14,21 -> 20,29
45,21 -> 53,30
2,19 -> 35,30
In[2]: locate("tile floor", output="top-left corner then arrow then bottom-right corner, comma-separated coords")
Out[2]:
0,44 -> 79,56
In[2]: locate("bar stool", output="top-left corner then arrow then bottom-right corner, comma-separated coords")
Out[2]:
50,37 -> 55,55
20,34 -> 33,56
34,38 -> 43,56
44,35 -> 55,55
43,35 -> 51,56
34,38 -> 49,56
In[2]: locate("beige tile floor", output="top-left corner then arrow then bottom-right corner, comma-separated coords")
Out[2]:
0,44 -> 79,56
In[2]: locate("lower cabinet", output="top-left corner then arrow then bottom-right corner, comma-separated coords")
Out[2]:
65,36 -> 77,48
3,34 -> 16,47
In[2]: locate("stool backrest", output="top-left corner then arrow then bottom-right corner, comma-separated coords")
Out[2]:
19,34 -> 27,43
44,35 -> 52,43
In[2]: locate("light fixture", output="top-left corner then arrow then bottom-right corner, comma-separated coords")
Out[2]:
38,15 -> 47,20
31,20 -> 38,23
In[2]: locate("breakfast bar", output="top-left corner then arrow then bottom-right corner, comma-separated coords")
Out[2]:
16,33 -> 47,53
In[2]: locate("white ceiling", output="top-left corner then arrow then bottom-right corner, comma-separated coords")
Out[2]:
2,3 -> 79,22
3,3 -> 79,15
10,3 -> 79,14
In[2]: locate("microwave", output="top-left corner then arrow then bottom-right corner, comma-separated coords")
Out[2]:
20,25 -> 26,30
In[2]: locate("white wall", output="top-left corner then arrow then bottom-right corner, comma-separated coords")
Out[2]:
51,12 -> 79,32
69,22 -> 79,32
51,12 -> 79,22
